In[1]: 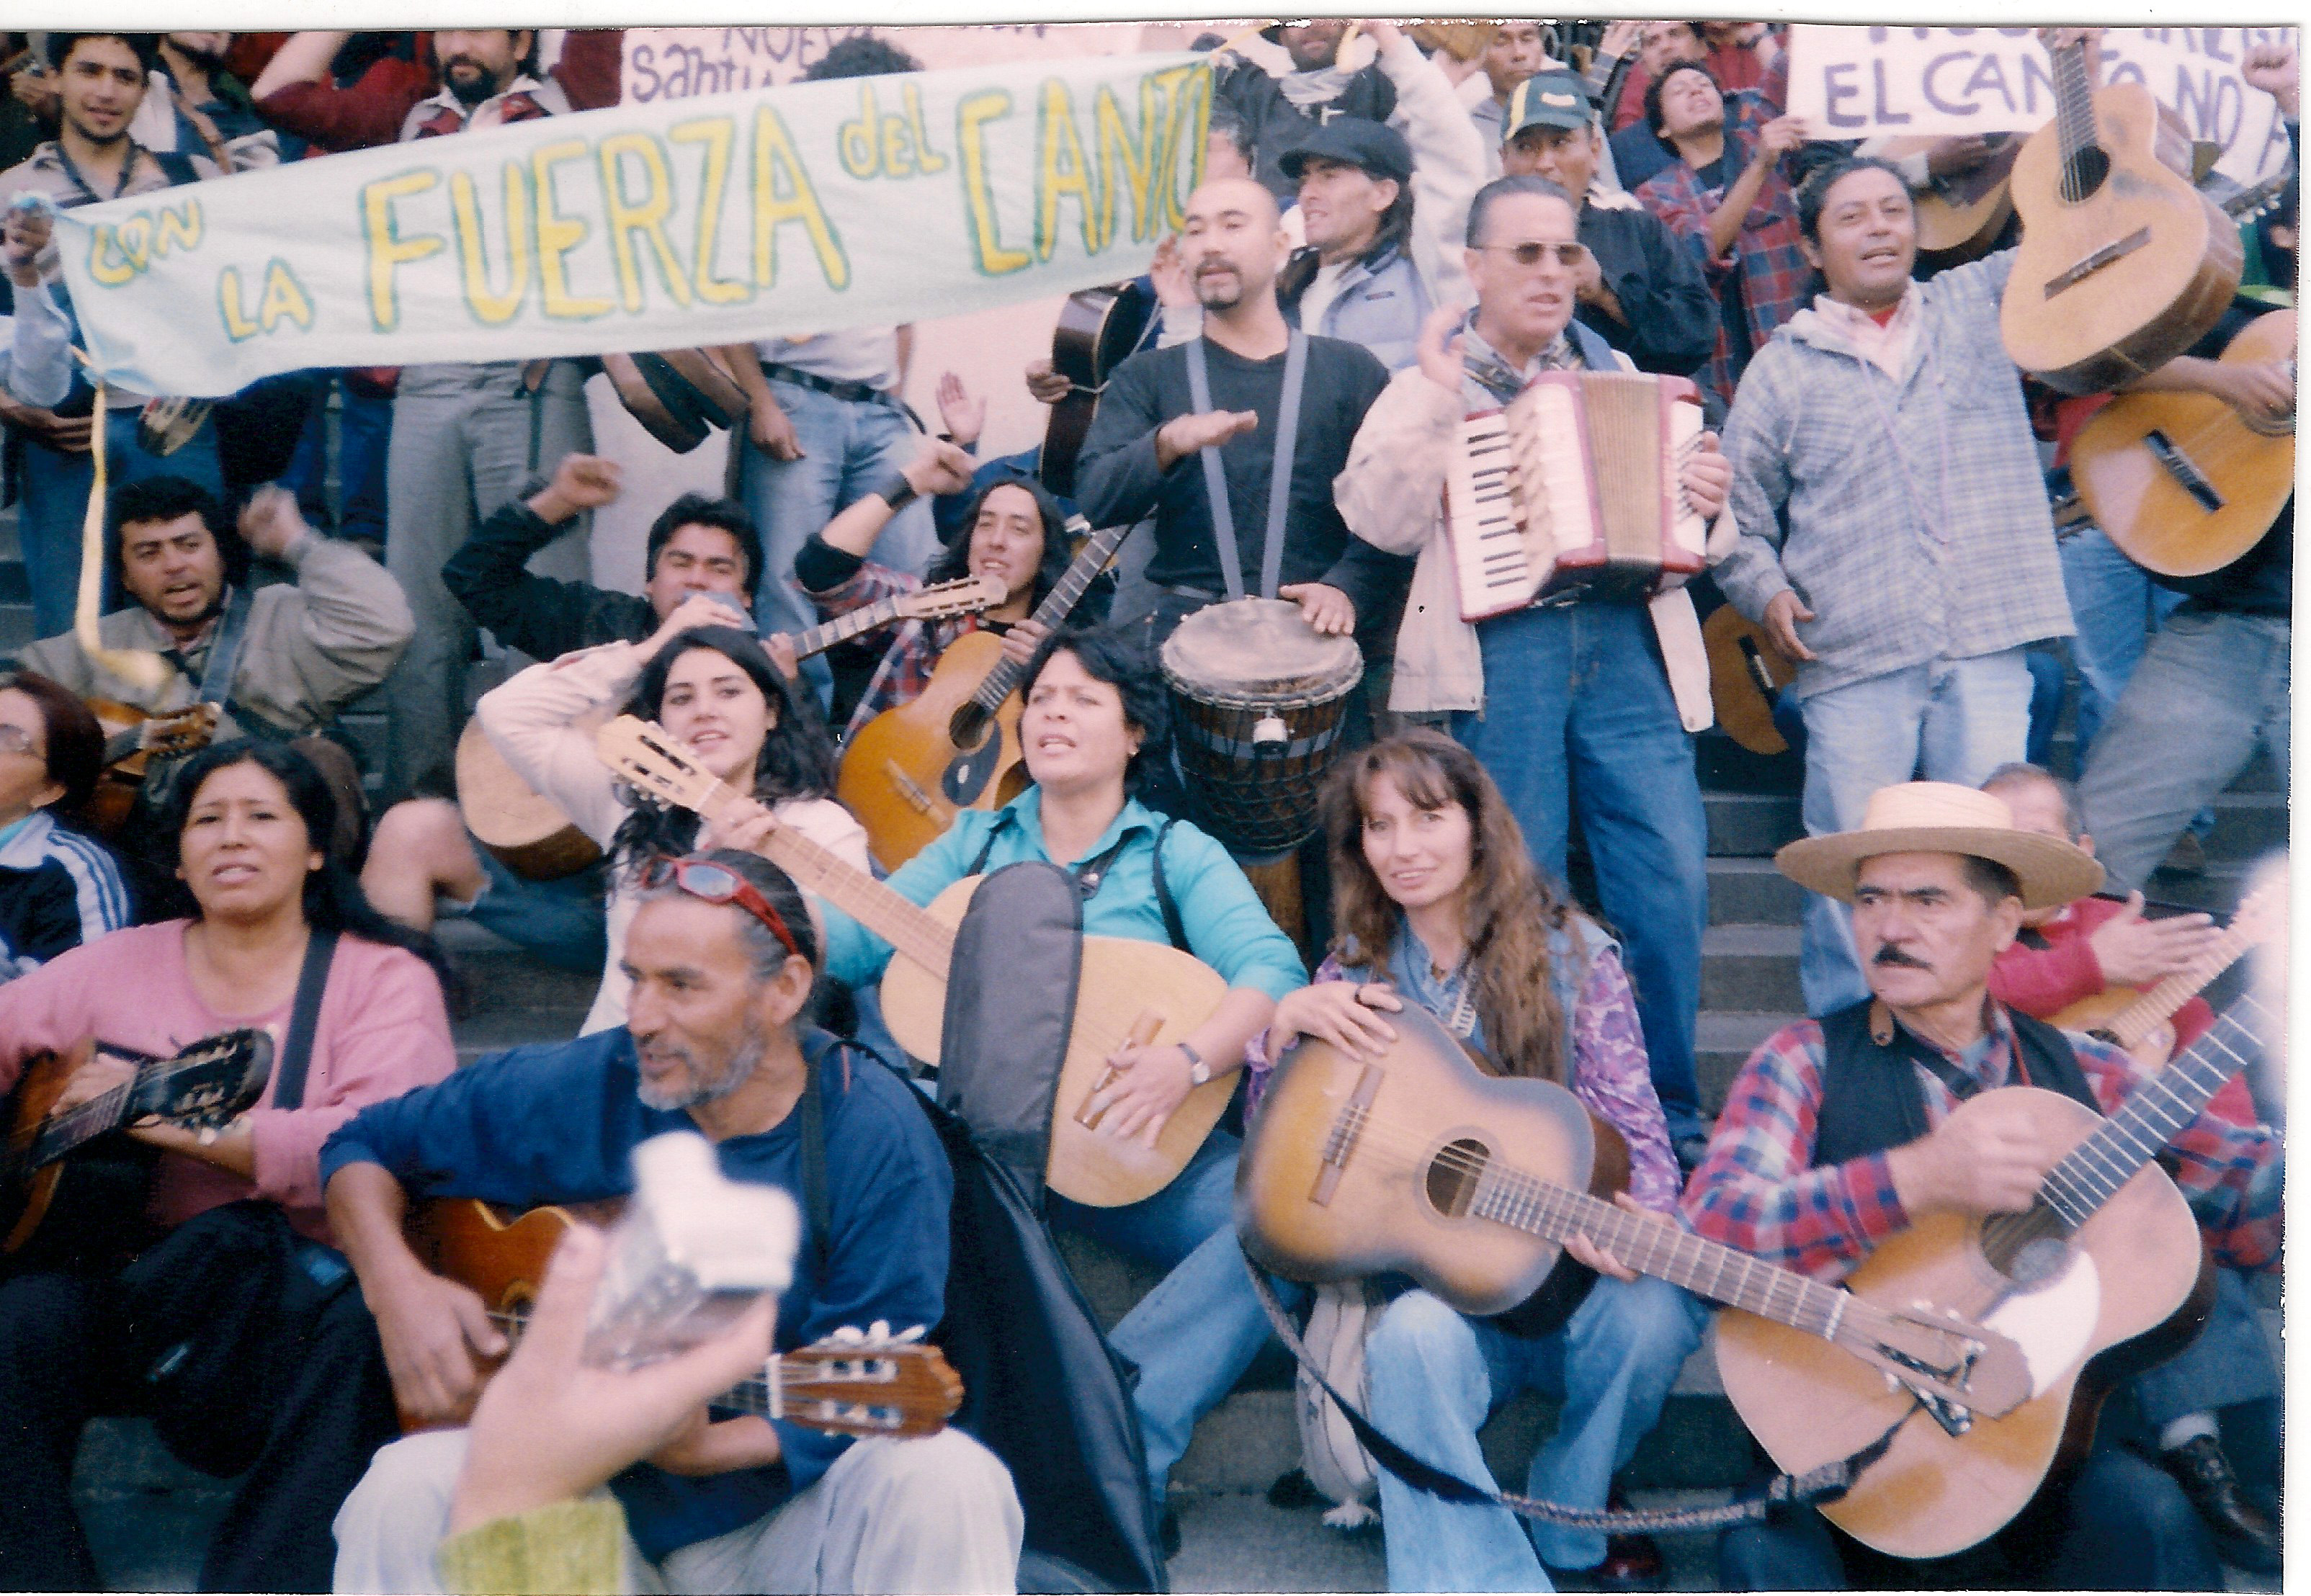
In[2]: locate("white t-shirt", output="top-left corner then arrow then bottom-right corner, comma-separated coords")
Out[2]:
1298,259 -> 1352,332
753,328 -> 901,391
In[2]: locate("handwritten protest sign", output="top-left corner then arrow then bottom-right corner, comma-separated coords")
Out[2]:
55,51 -> 1210,398
620,24 -> 1154,102
1785,27 -> 2296,185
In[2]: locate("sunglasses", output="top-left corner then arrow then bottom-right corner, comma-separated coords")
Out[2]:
637,855 -> 803,964
1477,241 -> 1589,269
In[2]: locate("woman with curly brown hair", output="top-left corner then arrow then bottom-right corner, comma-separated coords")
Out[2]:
1248,727 -> 1702,1592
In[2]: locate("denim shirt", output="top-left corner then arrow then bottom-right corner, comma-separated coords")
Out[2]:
821,789 -> 1307,1003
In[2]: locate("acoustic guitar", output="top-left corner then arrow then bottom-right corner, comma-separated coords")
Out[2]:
1717,998 -> 2269,1559
460,575 -> 1005,881
1877,134 -> 2023,268
839,519 -> 1135,872
403,1197 -> 964,1437
1039,284 -> 1156,498
2,1030 -> 273,1268
2049,881 -> 2281,1074
1700,605 -> 1796,757
1240,1004 -> 2031,1406
2070,307 -> 2294,578
2001,36 -> 2243,395
84,697 -> 220,837
597,715 -> 1233,1209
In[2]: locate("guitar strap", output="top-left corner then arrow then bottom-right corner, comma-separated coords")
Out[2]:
176,585 -> 256,709
1183,331 -> 1308,601
965,812 -> 1189,952
267,931 -> 339,1112
798,1047 -> 831,1274
1241,1255 -> 1901,1530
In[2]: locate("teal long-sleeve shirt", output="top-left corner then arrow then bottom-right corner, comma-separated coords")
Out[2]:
823,789 -> 1307,1004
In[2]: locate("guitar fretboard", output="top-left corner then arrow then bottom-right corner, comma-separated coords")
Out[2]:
1465,1164 -> 1853,1340
966,520 -> 1134,714
2104,922 -> 2256,1049
792,596 -> 909,660
2049,38 -> 2103,201
2037,1000 -> 2266,1229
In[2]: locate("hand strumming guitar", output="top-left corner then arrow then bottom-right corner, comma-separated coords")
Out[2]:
1885,1093 -> 2063,1217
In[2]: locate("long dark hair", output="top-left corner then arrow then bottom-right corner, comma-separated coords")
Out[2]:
1319,729 -> 1573,1082
924,475 -> 1083,617
610,628 -> 838,866
160,740 -> 455,995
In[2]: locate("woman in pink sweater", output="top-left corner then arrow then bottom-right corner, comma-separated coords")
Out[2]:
0,739 -> 456,1592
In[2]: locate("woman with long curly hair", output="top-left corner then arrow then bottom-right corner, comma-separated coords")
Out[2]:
1249,728 -> 1702,1592
475,593 -> 867,1034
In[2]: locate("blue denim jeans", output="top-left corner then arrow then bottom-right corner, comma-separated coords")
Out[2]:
1048,1131 -> 1304,1520
1365,1278 -> 1708,1588
2079,610 -> 2289,895
18,411 -> 225,640
2060,521 -> 2186,761
285,372 -> 393,543
1796,649 -> 2034,1016
445,844 -> 609,975
736,377 -> 937,710
1450,602 -> 1707,1142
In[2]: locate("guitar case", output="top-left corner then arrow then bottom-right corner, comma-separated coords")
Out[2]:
913,860 -> 1168,1595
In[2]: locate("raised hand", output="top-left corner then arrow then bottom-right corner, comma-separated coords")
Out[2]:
1415,303 -> 1468,398
643,592 -> 756,658
936,370 -> 985,449
2088,892 -> 2221,987
2242,38 -> 2299,117
903,436 -> 979,499
1155,408 -> 1261,467
530,453 -> 623,523
238,484 -> 312,561
1149,233 -> 1195,309
1757,115 -> 1810,158
2,195 -> 52,287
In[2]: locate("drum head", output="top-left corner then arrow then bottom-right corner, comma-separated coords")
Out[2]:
1160,598 -> 1362,703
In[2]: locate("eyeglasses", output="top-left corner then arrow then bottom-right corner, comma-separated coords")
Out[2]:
636,856 -> 803,964
1476,241 -> 1589,269
0,725 -> 40,760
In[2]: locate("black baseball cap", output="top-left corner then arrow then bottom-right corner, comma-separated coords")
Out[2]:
1278,117 -> 1415,185
1505,70 -> 1596,140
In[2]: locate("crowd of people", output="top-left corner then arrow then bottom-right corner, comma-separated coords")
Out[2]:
0,20 -> 2292,1596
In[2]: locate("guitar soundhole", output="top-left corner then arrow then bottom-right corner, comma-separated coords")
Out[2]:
2061,147 -> 2110,202
947,704 -> 991,751
1979,1204 -> 2073,1288
1424,1138 -> 1490,1218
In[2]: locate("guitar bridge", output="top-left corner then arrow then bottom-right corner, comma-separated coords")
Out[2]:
1310,1062 -> 1383,1207
882,762 -> 939,817
2142,429 -> 2225,512
2044,226 -> 2150,297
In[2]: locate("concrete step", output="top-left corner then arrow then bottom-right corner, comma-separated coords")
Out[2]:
1699,924 -> 1803,1015
1705,856 -> 1805,926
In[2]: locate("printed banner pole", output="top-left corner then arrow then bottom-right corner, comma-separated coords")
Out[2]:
53,51 -> 1212,398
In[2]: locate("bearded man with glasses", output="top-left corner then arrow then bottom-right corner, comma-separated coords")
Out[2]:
1338,173 -> 1733,1171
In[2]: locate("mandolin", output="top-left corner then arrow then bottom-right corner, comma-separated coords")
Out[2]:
1717,997 -> 2271,1559
1240,1003 -> 2030,1400
598,715 -> 1233,1208
83,697 -> 220,837
2000,37 -> 2243,395
2049,882 -> 2282,1074
460,575 -> 1006,882
838,520 -> 1135,872
2,1030 -> 273,1268
2070,307 -> 2294,578
403,1197 -> 964,1437
1877,134 -> 2022,268
1038,284 -> 1156,498
1700,604 -> 1797,757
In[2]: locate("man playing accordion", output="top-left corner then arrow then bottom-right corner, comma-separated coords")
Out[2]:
1336,173 -> 1735,1165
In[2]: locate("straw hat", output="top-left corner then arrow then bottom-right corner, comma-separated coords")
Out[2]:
1776,781 -> 2104,911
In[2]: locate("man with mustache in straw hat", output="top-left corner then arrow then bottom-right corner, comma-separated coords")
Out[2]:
1679,779 -> 2281,1591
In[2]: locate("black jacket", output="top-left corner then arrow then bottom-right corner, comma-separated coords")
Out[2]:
1578,201 -> 1720,380
441,499 -> 654,659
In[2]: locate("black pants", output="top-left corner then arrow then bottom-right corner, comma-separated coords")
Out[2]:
0,1261 -> 398,1592
1717,1441 -> 2225,1592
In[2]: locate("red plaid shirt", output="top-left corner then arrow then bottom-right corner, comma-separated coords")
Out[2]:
804,560 -> 997,745
1679,1003 -> 2281,1283
1633,53 -> 1806,411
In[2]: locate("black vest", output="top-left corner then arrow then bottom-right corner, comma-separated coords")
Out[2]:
1812,999 -> 2099,1168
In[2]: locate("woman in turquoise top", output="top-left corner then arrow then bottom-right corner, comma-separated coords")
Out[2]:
819,623 -> 1305,1543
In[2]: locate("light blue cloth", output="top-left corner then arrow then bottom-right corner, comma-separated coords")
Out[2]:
1364,1278 -> 1708,1587
1795,646 -> 2033,1015
821,788 -> 1307,1003
1,282 -> 71,408
736,375 -> 937,712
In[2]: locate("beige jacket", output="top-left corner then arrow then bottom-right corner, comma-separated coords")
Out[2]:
19,534 -> 413,735
1334,362 -> 1731,725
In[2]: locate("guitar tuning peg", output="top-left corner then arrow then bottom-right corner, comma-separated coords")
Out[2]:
895,1324 -> 926,1344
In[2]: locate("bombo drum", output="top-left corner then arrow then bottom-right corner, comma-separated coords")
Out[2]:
1160,598 -> 1362,855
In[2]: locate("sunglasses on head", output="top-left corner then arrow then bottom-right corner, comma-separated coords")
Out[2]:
638,855 -> 803,964
1478,241 -> 1589,269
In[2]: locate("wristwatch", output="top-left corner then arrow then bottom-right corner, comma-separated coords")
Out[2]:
1179,1041 -> 1209,1087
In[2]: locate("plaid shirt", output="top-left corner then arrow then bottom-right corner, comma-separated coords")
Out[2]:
803,560 -> 996,745
1680,1003 -> 2281,1283
1632,53 -> 1803,411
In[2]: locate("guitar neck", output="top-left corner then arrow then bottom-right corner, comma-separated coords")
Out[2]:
2049,37 -> 2101,179
791,596 -> 908,662
1470,1164 -> 1854,1341
685,774 -> 957,978
27,1064 -> 148,1168
965,520 -> 1132,714
2104,923 -> 2254,1048
2035,1000 -> 2266,1230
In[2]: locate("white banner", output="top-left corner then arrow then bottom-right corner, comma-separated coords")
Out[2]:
1784,26 -> 2297,185
619,24 -> 1158,103
55,50 -> 1211,399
